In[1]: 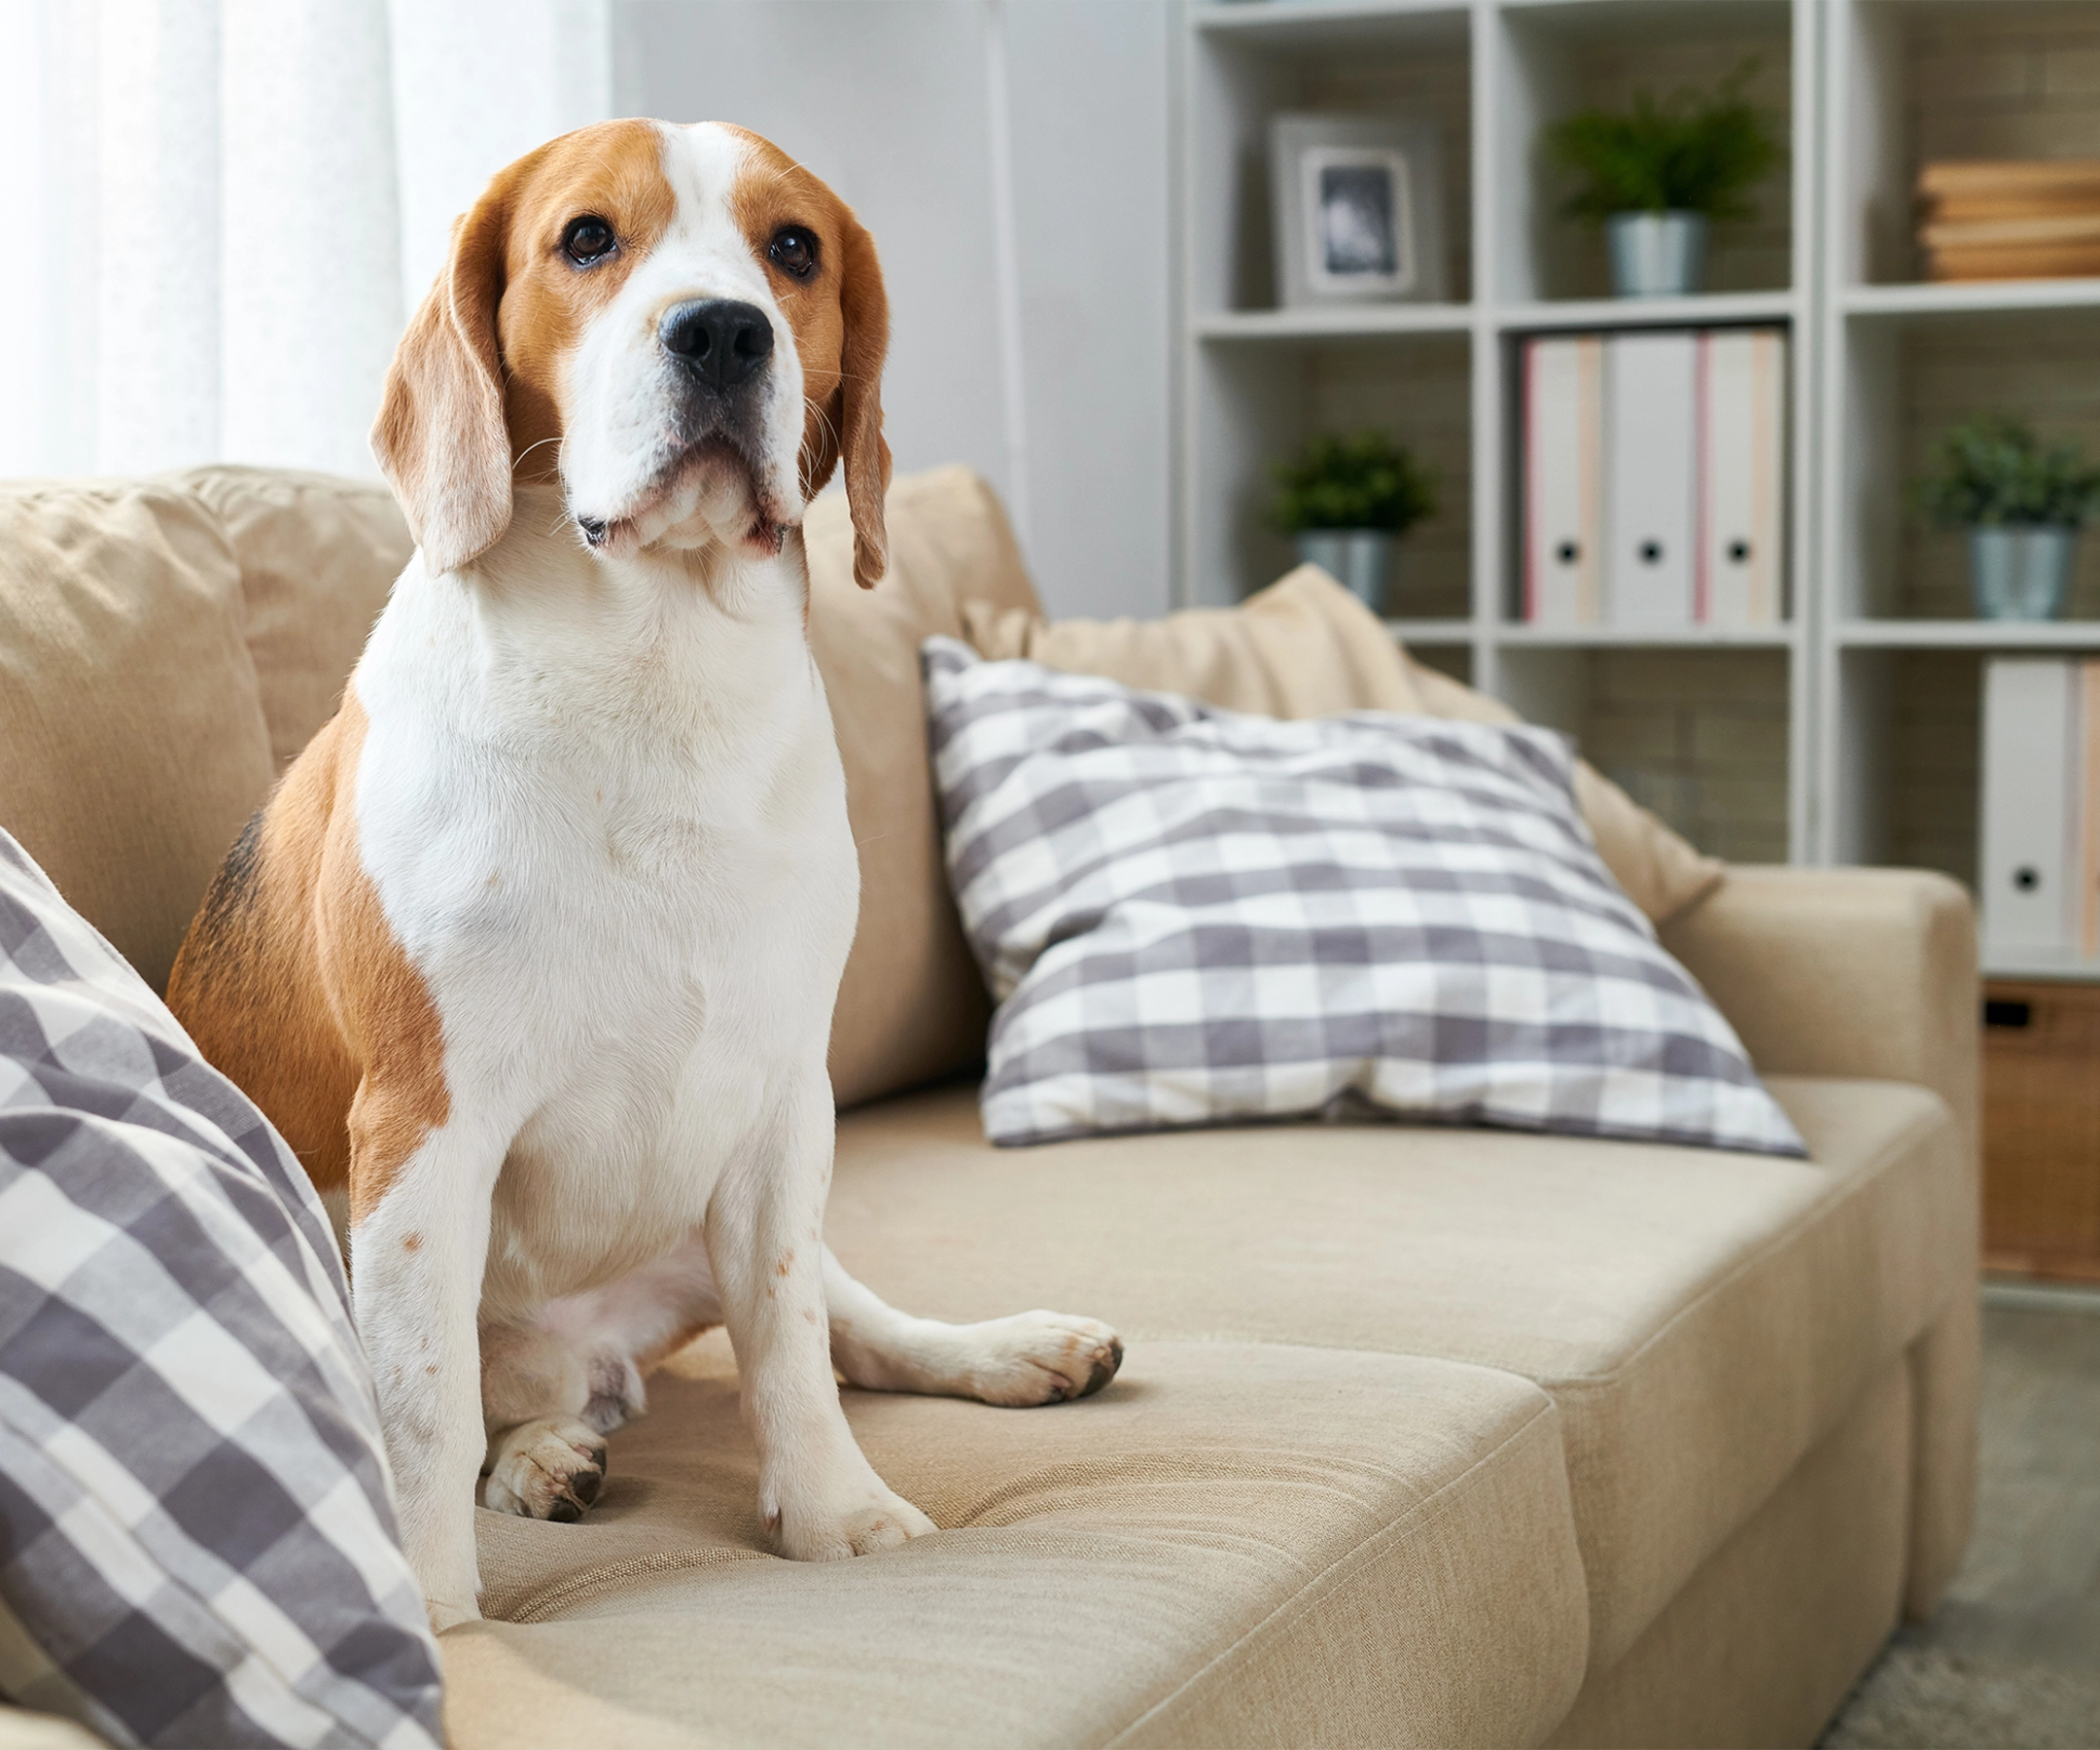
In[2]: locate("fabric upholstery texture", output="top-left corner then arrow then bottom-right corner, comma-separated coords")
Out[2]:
962,564 -> 1419,721
447,1340 -> 1589,1750
0,482 -> 276,997
923,638 -> 1802,1155
1660,863 -> 1985,1632
178,468 -> 410,775
803,469 -> 1043,1109
961,564 -> 1726,926
822,1072 -> 1968,1672
1904,1296 -> 1981,1622
1547,1357 -> 1911,1750
0,464 -> 1980,1747
1659,863 -> 1981,1160
0,832 -> 441,1748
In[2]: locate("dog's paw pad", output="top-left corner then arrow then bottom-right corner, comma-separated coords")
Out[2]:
1078,1336 -> 1125,1399
969,1312 -> 1125,1407
481,1417 -> 610,1521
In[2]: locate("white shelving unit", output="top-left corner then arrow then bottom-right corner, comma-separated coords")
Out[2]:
1175,0 -> 2100,976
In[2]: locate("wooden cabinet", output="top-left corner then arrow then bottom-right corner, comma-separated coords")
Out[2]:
1983,980 -> 2100,1283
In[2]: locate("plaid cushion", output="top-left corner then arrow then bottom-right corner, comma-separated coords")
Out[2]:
923,639 -> 1804,1158
0,830 -> 442,1748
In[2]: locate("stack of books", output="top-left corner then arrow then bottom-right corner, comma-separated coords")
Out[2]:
1522,329 -> 1786,630
1982,657 -> 2100,961
1918,160 -> 2100,282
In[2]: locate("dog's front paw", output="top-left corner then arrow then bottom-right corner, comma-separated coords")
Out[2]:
770,1473 -> 936,1561
965,1312 -> 1124,1407
480,1416 -> 608,1522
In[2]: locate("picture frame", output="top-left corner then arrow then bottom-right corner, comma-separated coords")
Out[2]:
1269,113 -> 1447,307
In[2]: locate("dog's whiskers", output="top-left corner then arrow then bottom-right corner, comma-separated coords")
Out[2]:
513,436 -> 563,475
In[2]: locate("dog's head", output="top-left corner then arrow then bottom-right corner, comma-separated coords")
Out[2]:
373,120 -> 890,587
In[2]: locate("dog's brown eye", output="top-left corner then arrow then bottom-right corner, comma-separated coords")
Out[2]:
768,226 -> 818,279
563,217 -> 616,265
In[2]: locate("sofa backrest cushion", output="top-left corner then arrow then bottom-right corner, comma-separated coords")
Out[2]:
181,467 -> 410,773
805,466 -> 1043,1108
0,462 -> 1034,1108
962,562 -> 1419,719
961,565 -> 1725,926
0,482 -> 278,996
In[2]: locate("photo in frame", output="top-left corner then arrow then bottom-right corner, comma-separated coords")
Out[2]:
1269,114 -> 1447,307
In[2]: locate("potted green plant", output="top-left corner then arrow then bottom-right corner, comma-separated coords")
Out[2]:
1268,432 -> 1437,613
1914,415 -> 2100,619
1543,63 -> 1782,298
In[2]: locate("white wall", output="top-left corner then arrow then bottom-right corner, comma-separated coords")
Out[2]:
612,0 -> 1172,619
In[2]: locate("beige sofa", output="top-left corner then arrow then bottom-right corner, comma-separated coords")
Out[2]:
0,466 -> 1978,1748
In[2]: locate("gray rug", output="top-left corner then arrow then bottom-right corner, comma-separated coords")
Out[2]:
1825,1638 -> 2100,1748
1821,1291 -> 2100,1749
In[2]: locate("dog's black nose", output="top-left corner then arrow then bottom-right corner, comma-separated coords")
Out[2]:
660,299 -> 773,390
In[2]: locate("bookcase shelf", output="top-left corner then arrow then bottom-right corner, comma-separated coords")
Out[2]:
1495,291 -> 1801,331
1835,620 -> 2100,650
1984,946 -> 2100,986
1194,305 -> 1476,339
1384,617 -> 1476,643
1193,1 -> 1472,50
1495,624 -> 1798,649
1175,0 -> 2100,967
1841,278 -> 2100,319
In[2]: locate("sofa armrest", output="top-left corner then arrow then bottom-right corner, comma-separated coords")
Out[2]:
1659,865 -> 1979,1164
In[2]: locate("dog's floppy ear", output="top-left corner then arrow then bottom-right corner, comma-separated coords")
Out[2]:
371,187 -> 512,576
836,209 -> 892,590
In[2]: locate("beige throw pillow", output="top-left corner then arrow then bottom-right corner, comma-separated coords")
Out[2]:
181,468 -> 412,773
0,481 -> 277,993
806,468 -> 1045,1108
961,564 -> 1724,925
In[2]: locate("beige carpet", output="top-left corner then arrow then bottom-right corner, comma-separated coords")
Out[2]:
1821,1289 -> 2100,1749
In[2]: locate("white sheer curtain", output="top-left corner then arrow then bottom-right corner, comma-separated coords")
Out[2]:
0,0 -> 610,480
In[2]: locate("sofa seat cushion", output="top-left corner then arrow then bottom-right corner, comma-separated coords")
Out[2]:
821,1075 -> 1969,1674
447,1342 -> 1588,1750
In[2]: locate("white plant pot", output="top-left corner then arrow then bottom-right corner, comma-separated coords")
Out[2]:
1606,211 -> 1709,298
1294,529 -> 1393,614
1969,525 -> 2078,620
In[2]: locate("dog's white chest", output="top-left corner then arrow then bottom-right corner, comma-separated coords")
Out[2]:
353,542 -> 858,1310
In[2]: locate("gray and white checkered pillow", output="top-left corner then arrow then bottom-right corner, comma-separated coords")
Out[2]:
923,639 -> 1803,1158
0,829 -> 442,1748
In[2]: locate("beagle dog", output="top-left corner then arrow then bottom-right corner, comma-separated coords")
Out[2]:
166,119 -> 1122,1629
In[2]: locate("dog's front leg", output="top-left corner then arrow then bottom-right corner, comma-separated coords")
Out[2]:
349,1102 -> 508,1628
707,1077 -> 934,1560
